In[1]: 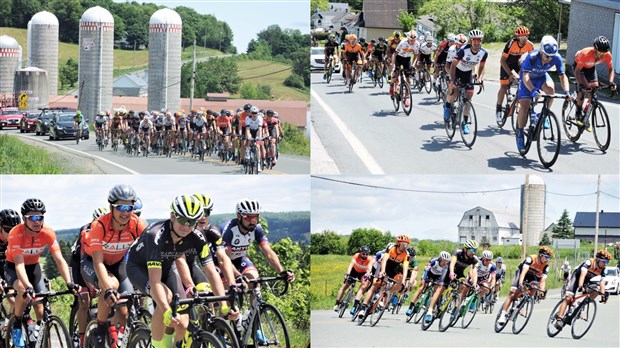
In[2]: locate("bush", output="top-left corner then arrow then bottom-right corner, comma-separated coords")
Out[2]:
283,73 -> 306,89
239,82 -> 272,100
279,122 -> 310,156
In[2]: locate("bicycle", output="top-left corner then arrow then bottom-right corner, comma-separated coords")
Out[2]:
561,84 -> 614,152
0,287 -> 16,347
335,276 -> 360,319
518,93 -> 566,168
547,284 -> 602,339
346,61 -> 362,93
244,139 -> 260,174
95,129 -> 105,151
325,56 -> 335,84
452,283 -> 491,329
111,129 -> 120,152
496,78 -> 519,131
434,67 -> 449,104
390,65 -> 413,115
560,278 -> 569,299
68,288 -> 98,348
493,281 -> 541,335
417,65 -> 433,94
371,57 -> 384,88
405,280 -> 436,324
389,290 -> 407,315
481,287 -> 497,314
356,276 -> 396,327
445,79 -> 484,148
421,278 -> 459,332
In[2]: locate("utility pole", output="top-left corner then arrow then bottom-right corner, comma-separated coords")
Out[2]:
204,27 -> 207,50
594,175 -> 601,254
522,175 -> 530,260
190,39 -> 196,112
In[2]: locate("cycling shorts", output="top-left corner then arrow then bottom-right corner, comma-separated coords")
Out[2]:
345,52 -> 360,64
572,61 -> 598,87
219,127 -> 230,136
436,51 -> 448,65
125,259 -> 185,298
231,255 -> 257,275
189,259 -> 209,285
518,75 -> 551,100
195,125 -> 205,133
500,62 -> 521,85
165,125 -> 173,132
5,262 -> 46,293
155,125 -> 163,132
421,269 -> 442,283
418,53 -> 432,65
268,128 -> 277,138
95,122 -> 104,129
249,129 -> 259,139
347,269 -> 366,283
510,268 -> 541,290
454,68 -> 474,92
394,55 -> 412,72
81,253 -> 133,294
565,273 -> 599,296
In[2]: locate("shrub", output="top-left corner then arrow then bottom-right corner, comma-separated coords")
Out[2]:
284,73 -> 306,89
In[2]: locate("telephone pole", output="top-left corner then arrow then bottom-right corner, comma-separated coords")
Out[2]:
189,39 -> 196,111
593,175 -> 601,254
522,175 -> 530,260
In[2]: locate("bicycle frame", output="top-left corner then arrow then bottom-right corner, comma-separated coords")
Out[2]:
238,276 -> 289,345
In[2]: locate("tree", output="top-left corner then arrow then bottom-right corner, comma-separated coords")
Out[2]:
310,230 -> 346,254
539,233 -> 551,246
10,0 -> 41,28
180,57 -> 241,96
347,228 -> 393,255
47,0 -> 83,43
290,48 -> 310,87
398,10 -> 416,32
0,0 -> 13,27
311,0 -> 329,12
60,58 -> 78,88
552,209 -> 574,240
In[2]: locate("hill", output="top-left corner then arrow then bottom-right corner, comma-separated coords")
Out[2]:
55,211 -> 310,244
235,59 -> 309,101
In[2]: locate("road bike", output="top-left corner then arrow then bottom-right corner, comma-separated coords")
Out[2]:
111,129 -> 120,152
356,276 -> 396,327
561,278 -> 569,299
405,280 -> 436,324
325,56 -> 335,84
547,284 -> 602,340
445,80 -> 484,148
416,65 -> 433,94
244,139 -> 260,174
497,78 -> 519,131
421,278 -> 458,331
434,67 -> 449,104
388,290 -> 407,315
561,84 -> 614,152
370,57 -> 384,88
450,283 -> 491,330
390,65 -> 413,116
518,93 -> 566,168
346,61 -> 363,93
494,281 -> 541,335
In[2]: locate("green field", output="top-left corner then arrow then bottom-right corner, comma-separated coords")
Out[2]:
0,134 -> 64,173
235,60 -> 309,102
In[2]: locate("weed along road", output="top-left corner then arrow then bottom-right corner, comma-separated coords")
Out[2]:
311,289 -> 620,347
311,72 -> 620,174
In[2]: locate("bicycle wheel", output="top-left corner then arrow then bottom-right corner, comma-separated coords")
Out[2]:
494,305 -> 509,333
424,70 -> 432,94
435,78 -> 443,103
191,331 -> 224,348
592,103 -> 611,151
368,292 -> 388,327
338,286 -> 355,318
536,111 -> 561,168
459,100 -> 478,148
561,99 -> 583,142
43,315 -> 73,348
127,327 -> 151,348
83,320 -> 108,348
208,317 -> 240,348
510,97 -> 521,133
377,65 -> 384,88
326,65 -> 333,84
392,83 -> 401,112
4,316 -> 29,348
461,296 -> 478,329
519,121 -> 534,156
438,295 -> 459,332
571,298 -> 597,340
546,299 -> 564,337
252,303 -> 290,348
401,81 -> 413,116
512,297 -> 533,334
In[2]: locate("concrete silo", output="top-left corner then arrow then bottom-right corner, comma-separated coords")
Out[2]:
28,11 -> 59,94
148,8 -> 182,112
14,67 -> 49,110
520,175 -> 546,247
78,6 -> 114,121
0,35 -> 22,95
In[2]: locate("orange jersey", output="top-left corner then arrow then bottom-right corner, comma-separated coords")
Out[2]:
216,115 -> 230,129
351,252 -> 372,273
583,258 -> 605,278
524,254 -> 549,278
574,47 -> 612,70
388,38 -> 401,50
239,111 -> 250,127
6,224 -> 60,265
386,246 -> 408,264
344,43 -> 364,55
83,213 -> 147,265
501,39 -> 534,65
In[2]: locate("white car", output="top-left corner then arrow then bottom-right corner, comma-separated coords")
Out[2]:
591,266 -> 620,295
310,47 -> 341,73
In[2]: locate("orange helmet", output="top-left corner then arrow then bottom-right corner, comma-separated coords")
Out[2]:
539,246 -> 554,258
515,26 -> 530,37
396,234 -> 411,244
596,249 -> 612,260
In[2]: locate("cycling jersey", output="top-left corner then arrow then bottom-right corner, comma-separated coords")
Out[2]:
395,39 -> 419,58
476,261 -> 497,281
6,224 -> 60,265
216,115 -> 230,129
426,258 -> 448,276
388,38 -> 401,51
419,42 -> 437,56
83,214 -> 146,265
324,40 -> 339,55
140,119 -> 153,130
94,115 -> 106,125
385,245 -> 408,268
351,252 -> 372,273
164,116 -> 175,126
573,47 -> 612,70
445,44 -> 459,63
220,219 -> 268,260
194,116 -> 206,128
518,254 -> 549,279
344,43 -> 364,62
496,264 -> 506,281
454,44 -> 488,72
573,258 -> 606,281
520,50 -> 565,80
245,116 -> 263,131
372,43 -> 387,57
502,39 -> 534,66
239,112 -> 250,128
74,114 -> 84,124
452,249 -> 479,277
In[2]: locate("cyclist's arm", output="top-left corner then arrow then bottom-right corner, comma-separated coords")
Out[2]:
148,267 -> 171,312
409,269 -> 418,288
522,71 -> 534,92
346,258 -> 355,275
518,264 -> 529,287
558,72 -> 571,94
500,54 -> 512,76
51,246 -> 73,285
258,243 -> 285,273
539,274 -> 547,292
449,255 -> 456,276
201,261 -> 228,310
489,272 -> 496,290
215,248 -> 236,285
607,63 -> 615,84
401,261 -> 408,284
13,254 -> 33,289
380,253 -> 389,275
574,64 -> 587,87
92,250 -> 115,291
449,60 -> 458,84
174,256 -> 195,289
477,61 -> 486,82
577,266 -> 588,289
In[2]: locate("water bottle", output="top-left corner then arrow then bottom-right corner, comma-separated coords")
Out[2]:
530,112 -> 540,126
583,103 -> 590,114
237,310 -> 251,334
27,319 -> 39,342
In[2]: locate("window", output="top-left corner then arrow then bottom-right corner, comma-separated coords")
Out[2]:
493,236 -> 497,241
469,215 -> 473,220
471,236 -> 475,240
486,215 -> 490,220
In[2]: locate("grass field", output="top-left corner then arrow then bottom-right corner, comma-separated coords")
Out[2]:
234,59 -> 309,102
0,134 -> 64,173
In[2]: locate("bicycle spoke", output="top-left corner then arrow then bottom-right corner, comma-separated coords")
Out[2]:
592,104 -> 611,151
537,111 -> 561,168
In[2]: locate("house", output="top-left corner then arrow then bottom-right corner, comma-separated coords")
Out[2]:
458,206 -> 520,245
356,0 -> 408,42
112,74 -> 148,97
311,2 -> 351,31
566,0 -> 620,84
416,15 -> 441,41
573,211 -> 620,243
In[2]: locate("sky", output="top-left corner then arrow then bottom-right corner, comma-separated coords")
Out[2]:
311,174 -> 620,241
0,175 -> 310,230
113,0 -> 310,53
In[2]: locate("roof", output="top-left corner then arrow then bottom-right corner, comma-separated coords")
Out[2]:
81,6 -> 114,24
150,8 -> 182,25
361,0 -> 407,29
574,212 -> 620,228
30,11 -> 59,26
113,74 -> 148,89
0,35 -> 19,49
416,15 -> 440,31
574,0 -> 619,11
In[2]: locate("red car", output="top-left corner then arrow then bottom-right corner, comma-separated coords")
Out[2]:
19,111 -> 39,133
0,107 -> 22,130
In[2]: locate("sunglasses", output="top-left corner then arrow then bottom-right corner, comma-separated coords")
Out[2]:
25,215 -> 44,222
598,258 -> 609,265
204,209 -> 211,217
468,248 -> 477,253
241,214 -> 259,223
361,253 -> 369,257
111,204 -> 134,212
540,254 -> 551,260
174,214 -> 199,227
542,53 -> 553,59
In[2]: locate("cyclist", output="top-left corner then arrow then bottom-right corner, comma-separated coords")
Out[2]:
445,29 -> 488,134
94,111 -> 108,145
552,249 -> 611,330
369,37 -> 388,79
73,110 -> 85,143
216,109 -> 232,158
110,110 -> 123,145
415,35 -> 437,85
163,111 -> 176,149
390,30 -> 419,97
405,251 -> 451,316
495,26 -> 534,123
474,250 -> 496,305
342,34 -> 366,86
125,195 -> 230,348
572,36 -> 616,130
138,114 -> 153,153
333,246 -> 374,313
0,208 -> 20,309
497,246 -> 553,325
238,104 -> 252,164
445,34 -> 467,74
433,33 -> 455,87
562,260 -> 571,283
69,207 -> 108,347
175,111 -> 189,151
515,35 -> 572,151
323,34 -> 341,80
357,235 -> 410,319
6,199 -> 80,347
495,257 -> 506,294
265,110 -> 281,166
193,110 -> 207,155
221,199 -> 295,285
245,107 -> 264,172
393,246 -> 418,310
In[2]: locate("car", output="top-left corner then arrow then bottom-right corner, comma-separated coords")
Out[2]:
36,108 -> 71,136
311,47 -> 341,73
48,112 -> 89,140
591,266 -> 620,295
0,107 -> 22,130
19,112 -> 39,133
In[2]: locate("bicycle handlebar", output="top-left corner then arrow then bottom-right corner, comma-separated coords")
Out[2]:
247,274 -> 290,296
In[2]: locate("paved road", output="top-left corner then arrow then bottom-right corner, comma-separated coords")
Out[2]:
311,290 -> 620,347
311,72 -> 620,174
5,130 -> 309,174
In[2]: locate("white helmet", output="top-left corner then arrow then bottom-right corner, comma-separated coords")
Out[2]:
447,33 -> 456,42
425,31 -> 431,37
425,36 -> 433,43
564,260 -> 569,266
540,35 -> 558,56
439,251 -> 451,260
469,29 -> 484,39
482,250 -> 493,260
236,198 -> 261,215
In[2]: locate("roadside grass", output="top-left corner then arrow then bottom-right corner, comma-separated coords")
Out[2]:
234,60 -> 309,101
0,134 -> 64,173
279,123 -> 310,156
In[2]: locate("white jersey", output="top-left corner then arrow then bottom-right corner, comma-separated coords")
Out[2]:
419,42 -> 437,55
427,258 -> 448,276
164,116 -> 175,126
245,116 -> 263,131
194,116 -> 206,127
454,44 -> 488,72
446,44 -> 459,63
395,39 -> 419,58
155,117 -> 165,126
94,115 -> 106,125
139,119 -> 152,129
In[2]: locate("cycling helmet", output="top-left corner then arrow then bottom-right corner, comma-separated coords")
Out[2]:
425,31 -> 431,37
447,33 -> 455,42
220,109 -> 228,115
250,106 -> 259,113
496,257 -> 504,263
396,234 -> 411,244
564,260 -> 569,266
328,34 -> 335,41
107,184 -> 137,204
359,37 -> 366,43
456,33 -> 468,45
593,36 -> 610,53
21,198 -> 46,215
370,39 -> 375,44
425,35 -> 434,43
392,31 -> 400,38
407,247 -> 417,257
213,112 -> 220,118
76,110 -> 82,115
439,251 -> 451,260
243,104 -> 252,111
92,207 -> 109,221
482,250 -> 493,260
596,249 -> 612,260
193,193 -> 214,212
515,26 -> 530,37
266,109 -> 274,117
273,111 -> 279,117
349,34 -> 357,41
378,37 -> 385,42
97,111 -> 105,117
133,197 -> 143,216
236,198 -> 261,215
539,246 -> 554,257
464,240 -> 479,250
469,29 -> 484,39
170,194 -> 204,220
407,31 -> 417,40
236,107 -> 243,113
540,35 -> 558,56
0,209 -> 21,228
359,246 -> 371,254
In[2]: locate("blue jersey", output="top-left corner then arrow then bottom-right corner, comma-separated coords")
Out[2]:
220,219 -> 268,260
520,50 -> 565,80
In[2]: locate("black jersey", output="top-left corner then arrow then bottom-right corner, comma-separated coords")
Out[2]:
453,249 -> 479,276
187,223 -> 224,265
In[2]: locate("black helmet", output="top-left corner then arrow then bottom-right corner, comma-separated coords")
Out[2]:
107,184 -> 137,204
359,37 -> 366,43
359,246 -> 371,254
0,209 -> 21,228
593,36 -> 610,53
220,109 -> 227,115
378,37 -> 385,42
407,247 -> 417,257
266,109 -> 274,116
243,104 -> 252,111
21,198 -> 46,215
